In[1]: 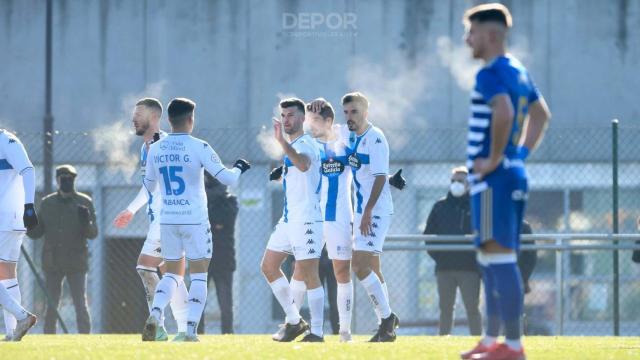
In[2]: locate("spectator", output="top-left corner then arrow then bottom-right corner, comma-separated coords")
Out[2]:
198,172 -> 239,334
424,166 -> 482,336
27,165 -> 97,334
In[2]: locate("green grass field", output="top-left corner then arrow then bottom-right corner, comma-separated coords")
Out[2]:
0,335 -> 638,359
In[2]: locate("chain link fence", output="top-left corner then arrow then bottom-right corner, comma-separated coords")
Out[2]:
4,124 -> 640,336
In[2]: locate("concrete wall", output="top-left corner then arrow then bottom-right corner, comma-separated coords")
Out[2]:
1,0 -> 639,135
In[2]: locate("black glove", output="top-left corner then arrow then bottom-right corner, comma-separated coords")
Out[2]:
633,240 -> 640,264
153,132 -> 161,143
269,166 -> 283,181
23,203 -> 39,230
233,159 -> 251,174
78,205 -> 91,226
389,169 -> 406,190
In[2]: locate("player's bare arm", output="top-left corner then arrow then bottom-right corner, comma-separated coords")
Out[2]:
273,118 -> 311,172
359,175 -> 387,236
519,97 -> 551,152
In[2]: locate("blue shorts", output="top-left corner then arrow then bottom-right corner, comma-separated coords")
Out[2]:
470,160 -> 528,251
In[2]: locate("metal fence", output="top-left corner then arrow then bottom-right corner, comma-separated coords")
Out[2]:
3,124 -> 640,336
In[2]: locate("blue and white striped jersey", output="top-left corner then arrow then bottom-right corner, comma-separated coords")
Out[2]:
0,130 -> 33,231
317,138 -> 353,223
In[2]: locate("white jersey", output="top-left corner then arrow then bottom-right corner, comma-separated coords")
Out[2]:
317,137 -> 353,223
347,124 -> 393,216
139,131 -> 167,224
281,134 -> 322,223
144,133 -> 240,225
0,130 -> 33,231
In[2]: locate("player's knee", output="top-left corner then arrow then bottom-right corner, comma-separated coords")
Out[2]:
333,263 -> 351,283
260,258 -> 277,279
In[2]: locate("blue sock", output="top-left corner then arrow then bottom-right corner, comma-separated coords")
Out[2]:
490,262 -> 524,341
480,264 -> 501,338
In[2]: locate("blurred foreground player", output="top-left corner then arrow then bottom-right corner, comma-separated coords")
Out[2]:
0,129 -> 38,341
141,98 -> 250,342
459,3 -> 551,360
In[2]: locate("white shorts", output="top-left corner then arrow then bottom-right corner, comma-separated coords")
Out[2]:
267,221 -> 324,260
353,213 -> 392,254
160,223 -> 212,261
324,220 -> 353,260
0,231 -> 24,263
140,222 -> 162,258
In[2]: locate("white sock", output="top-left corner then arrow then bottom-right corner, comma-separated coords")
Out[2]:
268,277 -> 300,325
505,338 -> 522,351
360,272 -> 391,320
337,281 -> 353,333
0,279 -> 20,337
307,286 -> 324,337
150,273 -> 182,321
481,336 -> 498,346
137,266 -> 162,324
381,281 -> 390,306
290,278 -> 307,309
170,279 -> 189,333
186,273 -> 208,336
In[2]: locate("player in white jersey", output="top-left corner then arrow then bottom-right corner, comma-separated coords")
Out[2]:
141,98 -> 251,342
112,98 -> 189,341
0,129 -> 38,341
341,92 -> 399,342
261,98 -> 325,342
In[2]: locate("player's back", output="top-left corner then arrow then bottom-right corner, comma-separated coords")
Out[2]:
148,133 -> 210,225
467,54 -> 540,169
0,130 -> 30,231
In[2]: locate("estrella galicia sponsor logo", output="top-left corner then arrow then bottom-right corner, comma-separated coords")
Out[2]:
321,158 -> 345,177
348,153 -> 361,169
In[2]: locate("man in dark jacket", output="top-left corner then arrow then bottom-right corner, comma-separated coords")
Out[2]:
198,173 -> 239,334
27,165 -> 98,334
424,166 -> 482,336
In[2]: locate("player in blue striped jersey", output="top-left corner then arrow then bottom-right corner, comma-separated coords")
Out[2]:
459,4 -> 551,360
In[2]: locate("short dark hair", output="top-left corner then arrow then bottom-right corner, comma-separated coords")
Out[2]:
136,98 -> 163,114
167,98 -> 196,126
464,3 -> 512,28
307,101 -> 335,122
341,92 -> 369,109
279,98 -> 305,114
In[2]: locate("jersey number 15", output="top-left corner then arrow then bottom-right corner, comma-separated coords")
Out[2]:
159,166 -> 186,196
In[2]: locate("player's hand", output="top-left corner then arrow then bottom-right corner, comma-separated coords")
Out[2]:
389,169 -> 406,190
308,98 -> 328,113
78,205 -> 91,226
269,166 -> 283,181
359,208 -> 373,236
23,203 -> 38,230
273,118 -> 285,145
113,209 -> 134,229
473,157 -> 502,178
234,159 -> 251,174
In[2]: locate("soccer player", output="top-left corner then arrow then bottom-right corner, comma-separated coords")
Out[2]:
0,129 -> 38,341
113,98 -> 189,341
459,4 -> 551,360
261,98 -> 325,342
141,98 -> 250,342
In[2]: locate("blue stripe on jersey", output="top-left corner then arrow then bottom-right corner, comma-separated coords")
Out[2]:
0,159 -> 13,170
321,143 -> 347,222
350,135 -> 371,214
283,178 -> 288,223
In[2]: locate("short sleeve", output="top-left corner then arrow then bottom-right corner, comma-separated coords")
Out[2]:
476,69 -> 507,104
200,142 -> 226,178
527,75 -> 541,104
293,138 -> 319,162
368,132 -> 389,176
3,133 -> 32,173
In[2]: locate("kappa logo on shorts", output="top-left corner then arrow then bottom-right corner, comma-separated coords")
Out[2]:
306,239 -> 315,245
373,215 -> 381,220
369,232 -> 376,238
308,249 -> 316,255
367,241 -> 374,247
156,289 -> 165,294
372,222 -> 378,228
154,247 -> 161,253
305,229 -> 314,235
189,298 -> 202,304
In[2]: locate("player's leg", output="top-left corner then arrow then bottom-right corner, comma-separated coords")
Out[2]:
326,220 -> 354,341
158,257 -> 188,338
291,221 -> 325,342
370,255 -> 385,325
0,232 -> 35,341
290,261 -> 306,310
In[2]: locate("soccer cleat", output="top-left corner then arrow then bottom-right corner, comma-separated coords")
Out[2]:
12,313 -> 37,342
370,313 -> 399,343
471,344 -> 526,360
339,331 -> 353,343
2,335 -> 12,342
277,319 -> 309,342
461,341 -> 496,359
470,343 -> 525,360
172,332 -> 187,342
272,323 -> 286,341
155,326 -> 168,341
183,335 -> 200,342
142,315 -> 159,341
299,333 -> 324,342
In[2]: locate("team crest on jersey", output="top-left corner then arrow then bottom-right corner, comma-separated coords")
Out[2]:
348,153 -> 361,170
321,158 -> 345,177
